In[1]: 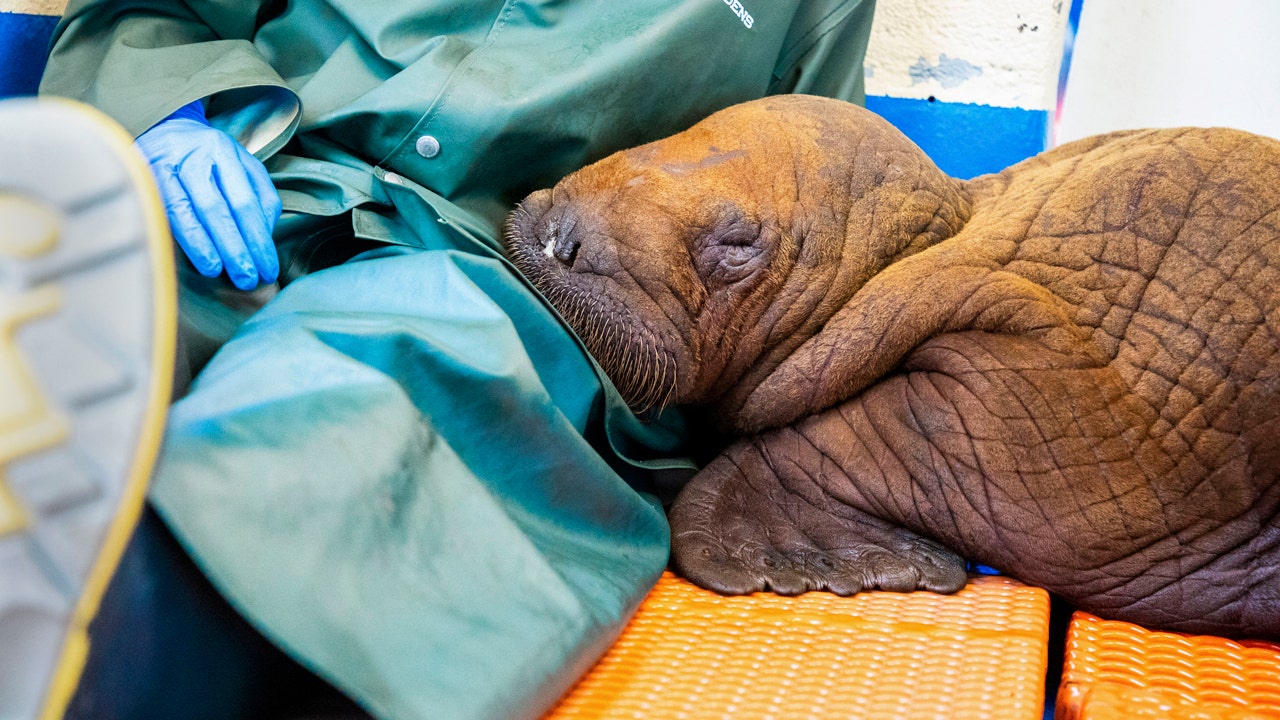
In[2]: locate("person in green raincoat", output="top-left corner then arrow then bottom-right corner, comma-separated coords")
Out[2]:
28,1 -> 877,717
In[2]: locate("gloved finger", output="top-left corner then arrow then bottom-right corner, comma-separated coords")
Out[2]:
235,143 -> 283,226
177,157 -> 260,290
153,166 -> 223,278
218,147 -> 280,284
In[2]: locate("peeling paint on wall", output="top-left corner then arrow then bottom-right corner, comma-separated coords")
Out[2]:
908,54 -> 983,89
864,0 -> 1069,110
863,0 -> 1071,179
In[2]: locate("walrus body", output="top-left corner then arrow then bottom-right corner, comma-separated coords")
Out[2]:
503,95 -> 1280,638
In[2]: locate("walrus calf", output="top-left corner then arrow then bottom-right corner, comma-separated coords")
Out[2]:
503,95 -> 1280,639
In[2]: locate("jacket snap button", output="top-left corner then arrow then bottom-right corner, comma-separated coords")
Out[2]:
415,135 -> 441,159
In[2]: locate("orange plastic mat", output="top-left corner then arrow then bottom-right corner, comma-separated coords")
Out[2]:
544,572 -> 1050,719
1056,611 -> 1280,720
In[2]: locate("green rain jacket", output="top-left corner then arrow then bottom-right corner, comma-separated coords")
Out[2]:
41,2 -> 875,718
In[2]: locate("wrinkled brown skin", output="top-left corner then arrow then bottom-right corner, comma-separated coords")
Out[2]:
503,95 -> 1280,639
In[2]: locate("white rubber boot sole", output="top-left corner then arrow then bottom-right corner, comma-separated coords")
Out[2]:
0,98 -> 175,720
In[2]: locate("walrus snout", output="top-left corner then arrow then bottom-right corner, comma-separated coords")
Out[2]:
503,188 -> 585,271
504,180 -> 698,415
503,189 -> 551,266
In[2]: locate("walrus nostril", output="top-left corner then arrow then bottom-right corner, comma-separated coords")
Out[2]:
534,215 -> 581,266
554,235 -> 581,266
542,213 -> 579,265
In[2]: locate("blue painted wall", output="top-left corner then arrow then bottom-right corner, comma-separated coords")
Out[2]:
0,11 -> 57,98
861,0 -> 1077,182
866,95 -> 1050,180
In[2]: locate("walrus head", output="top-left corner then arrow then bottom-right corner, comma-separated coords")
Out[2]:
504,95 -> 972,425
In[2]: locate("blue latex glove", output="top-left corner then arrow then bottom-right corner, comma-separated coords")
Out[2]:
135,101 -> 281,290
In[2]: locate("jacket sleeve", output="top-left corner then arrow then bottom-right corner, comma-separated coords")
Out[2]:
39,0 -> 299,158
770,0 -> 877,105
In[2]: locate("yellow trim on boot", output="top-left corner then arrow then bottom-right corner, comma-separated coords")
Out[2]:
35,99 -> 178,720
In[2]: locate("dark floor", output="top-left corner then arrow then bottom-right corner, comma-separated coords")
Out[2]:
1042,593 -> 1075,719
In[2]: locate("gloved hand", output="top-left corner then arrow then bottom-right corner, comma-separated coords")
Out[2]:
135,100 -> 281,290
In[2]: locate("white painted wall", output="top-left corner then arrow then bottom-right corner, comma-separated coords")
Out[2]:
0,0 -> 66,14
864,0 -> 1070,110
1058,0 -> 1280,142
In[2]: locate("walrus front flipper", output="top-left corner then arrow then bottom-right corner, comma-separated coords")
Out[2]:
668,433 -> 967,597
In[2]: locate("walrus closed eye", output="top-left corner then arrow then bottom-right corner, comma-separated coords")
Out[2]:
503,94 -> 1280,639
